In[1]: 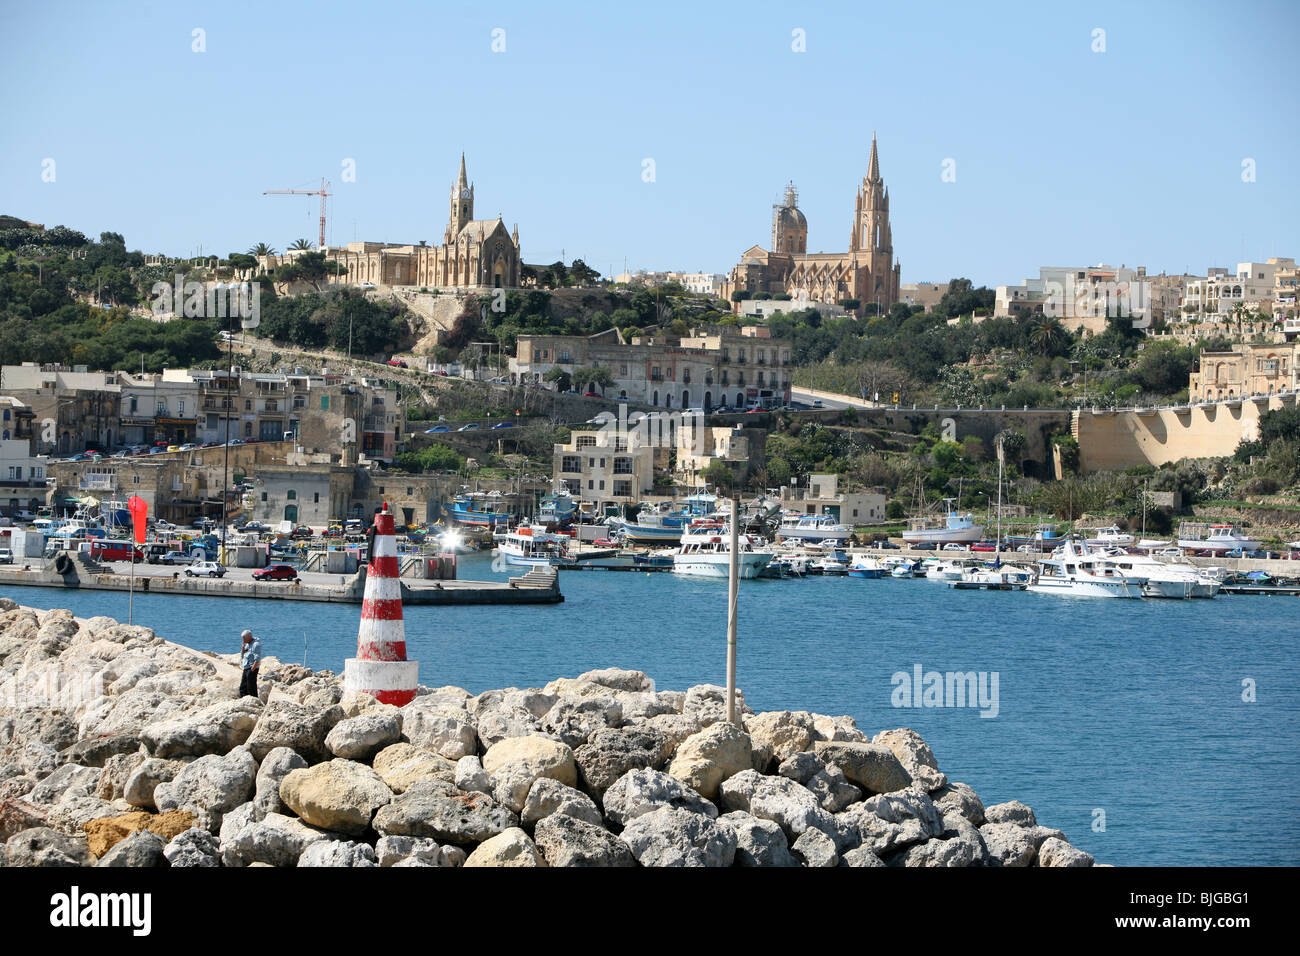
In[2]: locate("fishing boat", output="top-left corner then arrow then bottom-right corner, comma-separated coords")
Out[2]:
1028,539 -> 1146,598
494,525 -> 574,567
671,534 -> 772,579
901,498 -> 985,546
924,559 -> 967,581
609,505 -> 687,546
1004,524 -> 1066,550
444,494 -> 511,528
1176,523 -> 1263,554
847,556 -> 887,579
536,489 -> 578,528
775,513 -> 853,546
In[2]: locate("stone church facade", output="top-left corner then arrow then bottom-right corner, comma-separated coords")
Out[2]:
724,135 -> 900,311
261,155 -> 522,291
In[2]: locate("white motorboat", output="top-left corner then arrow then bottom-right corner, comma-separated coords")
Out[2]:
1084,525 -> 1135,548
924,559 -> 966,581
776,513 -> 853,546
1088,547 -> 1219,599
810,555 -> 849,575
958,563 -> 1032,589
671,534 -> 772,579
1028,539 -> 1146,598
1177,523 -> 1262,553
847,556 -> 887,579
901,498 -> 984,545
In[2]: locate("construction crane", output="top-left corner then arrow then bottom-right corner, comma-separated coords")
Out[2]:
263,178 -> 332,251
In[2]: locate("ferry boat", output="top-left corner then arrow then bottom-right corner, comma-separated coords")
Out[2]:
775,513 -> 853,546
1028,540 -> 1146,598
1176,523 -> 1263,554
494,525 -> 573,567
444,494 -> 511,528
671,535 -> 772,579
901,499 -> 985,546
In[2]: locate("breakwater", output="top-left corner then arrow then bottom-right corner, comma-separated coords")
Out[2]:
0,600 -> 1096,867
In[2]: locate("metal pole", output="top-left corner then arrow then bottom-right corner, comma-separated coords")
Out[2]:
128,547 -> 134,625
726,492 -> 740,725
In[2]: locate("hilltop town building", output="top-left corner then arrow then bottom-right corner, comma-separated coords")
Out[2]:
724,135 -> 901,311
512,326 -> 794,411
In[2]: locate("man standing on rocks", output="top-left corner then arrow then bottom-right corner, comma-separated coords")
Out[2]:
240,629 -> 262,698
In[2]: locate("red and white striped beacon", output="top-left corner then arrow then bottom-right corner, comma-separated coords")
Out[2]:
343,502 -> 419,705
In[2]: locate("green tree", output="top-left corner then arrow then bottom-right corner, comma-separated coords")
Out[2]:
289,238 -> 314,251
543,367 -> 572,392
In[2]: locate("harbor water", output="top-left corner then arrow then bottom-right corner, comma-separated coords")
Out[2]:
7,553 -> 1299,867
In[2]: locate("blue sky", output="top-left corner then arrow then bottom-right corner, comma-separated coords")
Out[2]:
2,0 -> 1296,287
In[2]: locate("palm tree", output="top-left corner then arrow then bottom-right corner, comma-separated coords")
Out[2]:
289,238 -> 314,251
1029,315 -> 1067,355
247,242 -> 277,257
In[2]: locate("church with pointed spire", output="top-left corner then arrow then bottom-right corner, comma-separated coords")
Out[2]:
725,135 -> 900,311
317,153 -> 523,290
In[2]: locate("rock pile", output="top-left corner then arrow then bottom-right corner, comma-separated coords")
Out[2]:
0,601 -> 1100,867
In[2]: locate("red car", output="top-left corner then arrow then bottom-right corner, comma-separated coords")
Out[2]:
386,359 -> 408,368
969,541 -> 999,552
253,563 -> 299,581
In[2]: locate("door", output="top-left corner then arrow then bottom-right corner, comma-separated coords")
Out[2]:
284,505 -> 298,523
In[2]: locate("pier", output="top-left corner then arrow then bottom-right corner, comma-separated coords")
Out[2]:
0,559 -> 563,606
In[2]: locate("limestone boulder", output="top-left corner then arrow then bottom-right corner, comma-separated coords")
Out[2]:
721,811 -> 798,867
153,747 -> 258,831
573,726 -> 671,799
681,684 -> 749,727
220,810 -> 340,868
454,756 -> 491,794
464,827 -> 544,867
520,777 -> 603,829
872,728 -> 946,792
375,834 -> 442,867
792,827 -> 839,867
83,809 -> 195,856
540,696 -> 622,748
141,697 -> 263,758
298,839 -> 378,867
602,768 -> 718,829
667,721 -> 752,801
401,707 -> 478,760
984,799 -> 1037,827
324,713 -> 402,762
1037,836 -> 1094,868
811,714 -> 868,743
813,741 -> 911,795
123,757 -> 189,811
932,781 -> 985,826
253,747 -> 307,819
28,764 -> 101,806
619,806 -> 736,867
979,822 -> 1037,867
95,750 -> 146,802
482,735 -> 578,813
372,743 -> 457,793
532,813 -> 636,867
95,829 -> 166,867
744,711 -> 817,771
65,734 -> 143,769
279,759 -> 393,836
717,770 -> 834,842
163,827 -> 221,867
5,825 -> 93,867
372,778 -> 518,845
244,701 -> 344,764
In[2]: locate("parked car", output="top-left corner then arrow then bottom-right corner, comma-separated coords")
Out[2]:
291,526 -> 314,538
186,561 -> 225,578
874,541 -> 901,550
457,423 -> 480,432
970,541 -> 998,552
911,541 -> 937,550
942,543 -> 966,551
158,550 -> 195,566
0,548 -> 12,565
386,359 -> 408,368
253,563 -> 298,582
491,421 -> 515,429
487,377 -> 507,385
425,425 -> 451,433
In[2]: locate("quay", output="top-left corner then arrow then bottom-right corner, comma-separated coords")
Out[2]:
0,559 -> 563,606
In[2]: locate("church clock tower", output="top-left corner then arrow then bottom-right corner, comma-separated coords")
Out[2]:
446,153 -> 474,242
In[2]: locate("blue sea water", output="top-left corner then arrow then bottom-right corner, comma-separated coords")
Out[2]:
7,555 -> 1299,867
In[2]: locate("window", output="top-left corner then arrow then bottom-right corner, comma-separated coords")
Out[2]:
245,399 -> 252,411
314,493 -> 320,503
599,458 -> 606,468
287,489 -> 296,500
261,492 -> 268,502
613,457 -> 632,474
321,396 -> 330,410
561,350 -> 572,363
133,476 -> 140,485
178,400 -> 185,415
265,400 -> 277,412
406,488 -> 413,495
562,455 -> 581,473
576,435 -> 596,448
244,422 -> 252,436
613,479 -> 632,497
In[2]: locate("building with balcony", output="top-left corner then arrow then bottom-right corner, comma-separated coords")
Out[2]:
514,325 -> 793,411
0,364 -> 122,454
553,426 -> 661,510
674,424 -> 766,487
1188,342 -> 1299,402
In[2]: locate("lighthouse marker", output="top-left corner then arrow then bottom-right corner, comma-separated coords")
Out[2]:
343,502 -> 419,705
